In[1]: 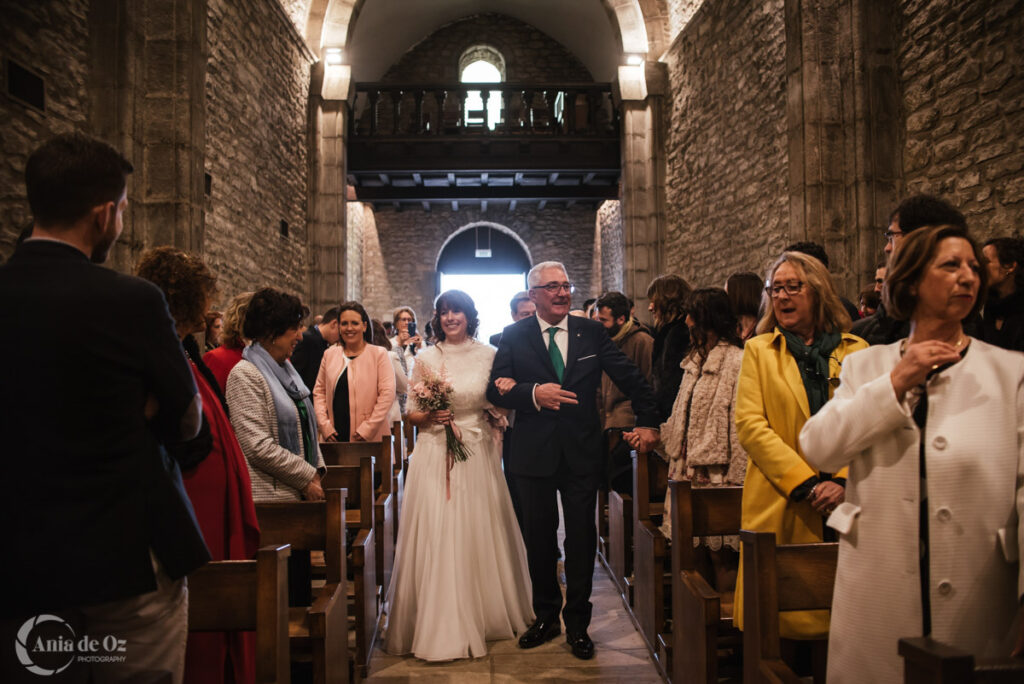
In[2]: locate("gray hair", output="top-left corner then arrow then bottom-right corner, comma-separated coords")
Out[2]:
527,261 -> 569,287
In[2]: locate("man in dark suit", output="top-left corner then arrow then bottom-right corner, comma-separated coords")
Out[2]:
489,290 -> 536,347
0,134 -> 210,682
291,305 -> 341,390
487,261 -> 659,660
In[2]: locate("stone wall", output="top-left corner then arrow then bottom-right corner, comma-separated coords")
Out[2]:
667,0 -> 707,40
204,0 -> 313,304
359,206 -> 599,323
381,13 -> 593,83
662,0 -> 790,288
898,0 -> 1024,238
347,199 -> 372,302
597,200 -> 624,293
0,0 -> 91,260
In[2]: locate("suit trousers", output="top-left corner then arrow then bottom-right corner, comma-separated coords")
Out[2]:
512,451 -> 598,634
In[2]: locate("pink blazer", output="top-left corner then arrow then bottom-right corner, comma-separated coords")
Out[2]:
313,344 -> 396,441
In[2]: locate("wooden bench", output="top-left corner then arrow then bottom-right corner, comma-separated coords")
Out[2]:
670,480 -> 744,684
739,530 -> 838,684
390,420 -> 406,541
320,438 -> 396,600
188,544 -> 291,684
605,429 -> 633,602
320,466 -> 378,679
899,637 -> 1024,684
255,490 -> 349,684
631,449 -> 670,673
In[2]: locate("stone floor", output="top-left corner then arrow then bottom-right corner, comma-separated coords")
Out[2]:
366,499 -> 666,683
365,557 -> 665,683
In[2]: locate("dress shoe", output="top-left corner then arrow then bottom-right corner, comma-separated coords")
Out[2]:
566,631 -> 594,660
518,618 -> 561,649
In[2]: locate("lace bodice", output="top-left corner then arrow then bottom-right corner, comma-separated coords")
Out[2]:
411,340 -> 495,416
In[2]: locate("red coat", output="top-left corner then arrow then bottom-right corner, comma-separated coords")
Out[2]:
203,345 -> 244,394
183,364 -> 261,684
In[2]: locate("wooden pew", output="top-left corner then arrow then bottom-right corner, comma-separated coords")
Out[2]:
320,438 -> 396,600
188,544 -> 291,684
390,420 -> 405,541
320,466 -> 378,679
670,480 -> 744,684
256,491 -> 349,684
605,429 -> 633,601
739,530 -> 838,684
631,448 -> 670,673
899,637 -> 1024,684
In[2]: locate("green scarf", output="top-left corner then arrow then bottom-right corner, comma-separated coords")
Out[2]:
780,328 -> 841,416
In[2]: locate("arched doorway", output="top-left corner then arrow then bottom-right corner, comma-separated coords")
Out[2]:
436,223 -> 531,341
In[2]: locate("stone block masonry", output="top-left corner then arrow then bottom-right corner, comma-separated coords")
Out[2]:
203,0 -> 313,304
898,0 -> 1024,239
357,205 -> 600,325
0,0 -> 91,261
662,0 -> 791,289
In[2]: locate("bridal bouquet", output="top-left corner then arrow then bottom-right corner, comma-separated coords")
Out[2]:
411,365 -> 472,464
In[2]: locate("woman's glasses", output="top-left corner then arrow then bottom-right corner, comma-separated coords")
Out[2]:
765,281 -> 805,297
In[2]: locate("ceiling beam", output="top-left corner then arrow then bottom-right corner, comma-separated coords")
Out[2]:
352,185 -> 616,201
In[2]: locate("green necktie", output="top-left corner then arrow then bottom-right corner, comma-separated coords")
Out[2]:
547,326 -> 565,383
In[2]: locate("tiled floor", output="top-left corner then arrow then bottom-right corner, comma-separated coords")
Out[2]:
367,501 -> 666,683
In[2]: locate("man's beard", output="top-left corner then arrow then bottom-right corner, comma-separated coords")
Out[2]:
606,322 -> 622,338
91,233 -> 116,263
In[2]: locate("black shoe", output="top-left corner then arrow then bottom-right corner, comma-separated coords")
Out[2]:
566,631 -> 594,660
518,618 -> 561,649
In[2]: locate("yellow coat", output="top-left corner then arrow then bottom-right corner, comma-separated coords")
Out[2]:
733,328 -> 867,638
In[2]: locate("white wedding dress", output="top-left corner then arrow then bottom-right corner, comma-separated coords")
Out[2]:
383,339 -> 534,661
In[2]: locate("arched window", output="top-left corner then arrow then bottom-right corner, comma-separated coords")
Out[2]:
459,46 -> 504,130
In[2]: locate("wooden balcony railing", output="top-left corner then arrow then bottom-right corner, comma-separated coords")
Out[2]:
350,82 -> 618,137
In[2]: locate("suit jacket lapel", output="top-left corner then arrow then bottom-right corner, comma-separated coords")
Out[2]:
562,316 -> 580,382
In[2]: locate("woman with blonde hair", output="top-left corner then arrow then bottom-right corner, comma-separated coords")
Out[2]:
203,291 -> 253,393
733,251 -> 867,647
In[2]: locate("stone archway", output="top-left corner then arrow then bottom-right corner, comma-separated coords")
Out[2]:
435,222 -> 532,271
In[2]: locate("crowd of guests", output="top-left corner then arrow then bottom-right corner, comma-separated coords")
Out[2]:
4,132 -> 1023,684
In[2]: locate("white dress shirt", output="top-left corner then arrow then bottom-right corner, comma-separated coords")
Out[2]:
531,314 -> 569,408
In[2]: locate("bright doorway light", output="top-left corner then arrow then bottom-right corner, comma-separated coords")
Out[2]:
438,272 -> 527,343
460,60 -> 502,130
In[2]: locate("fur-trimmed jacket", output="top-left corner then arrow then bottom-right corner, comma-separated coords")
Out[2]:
660,341 -> 747,485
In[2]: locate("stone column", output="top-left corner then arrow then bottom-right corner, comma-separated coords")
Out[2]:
89,0 -> 208,271
618,61 -> 668,322
785,0 -> 900,296
306,61 -> 350,314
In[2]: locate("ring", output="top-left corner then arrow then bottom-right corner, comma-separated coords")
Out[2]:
931,363 -> 939,370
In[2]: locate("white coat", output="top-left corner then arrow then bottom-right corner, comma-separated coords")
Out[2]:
799,338 -> 1024,684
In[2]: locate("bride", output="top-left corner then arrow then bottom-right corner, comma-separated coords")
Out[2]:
384,289 -> 534,661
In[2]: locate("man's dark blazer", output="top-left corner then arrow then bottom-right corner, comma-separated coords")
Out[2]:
486,314 -> 658,478
291,324 -> 328,392
0,240 -> 210,617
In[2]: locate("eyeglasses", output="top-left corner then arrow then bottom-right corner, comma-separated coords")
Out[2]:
765,281 -> 805,297
883,230 -> 904,242
532,282 -> 575,294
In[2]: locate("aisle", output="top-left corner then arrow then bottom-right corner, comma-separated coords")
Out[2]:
366,501 -> 666,682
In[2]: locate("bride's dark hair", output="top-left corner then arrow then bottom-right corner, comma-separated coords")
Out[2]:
431,289 -> 480,341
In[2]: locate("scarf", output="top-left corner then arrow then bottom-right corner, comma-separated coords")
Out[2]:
242,342 -> 319,466
779,328 -> 841,416
611,317 -> 635,345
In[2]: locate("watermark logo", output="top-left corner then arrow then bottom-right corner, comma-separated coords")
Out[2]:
14,615 -> 127,676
